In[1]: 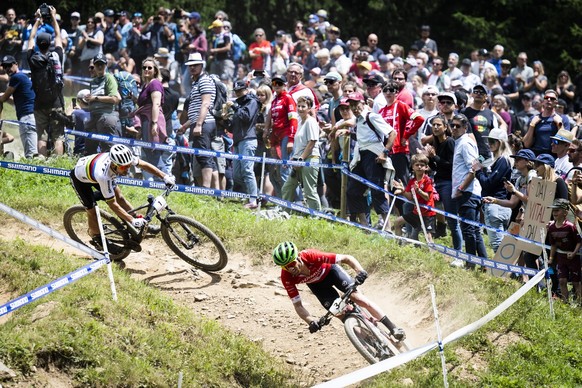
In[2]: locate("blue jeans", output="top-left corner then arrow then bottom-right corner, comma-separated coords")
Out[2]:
435,180 -> 463,251
234,138 -> 258,199
483,203 -> 511,252
455,192 -> 488,264
270,136 -> 291,197
19,113 -> 38,158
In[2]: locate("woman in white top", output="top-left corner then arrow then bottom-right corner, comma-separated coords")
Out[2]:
282,95 -> 321,211
78,17 -> 104,77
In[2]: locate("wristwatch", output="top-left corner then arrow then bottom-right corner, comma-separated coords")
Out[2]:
382,149 -> 390,156
297,157 -> 303,161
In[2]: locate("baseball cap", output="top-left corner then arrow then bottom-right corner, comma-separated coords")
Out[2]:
461,58 -> 472,66
316,9 -> 328,19
328,25 -> 340,34
510,149 -> 535,161
71,11 -> 81,19
451,79 -> 463,88
357,61 -> 372,71
338,97 -> 350,107
363,73 -> 385,86
271,74 -> 287,83
117,11 -> 128,17
76,89 -> 90,103
483,128 -> 508,142
378,54 -> 389,63
478,48 -> 489,56
392,57 -> 404,67
422,85 -> 439,95
532,153 -> 555,168
154,48 -> 170,58
189,12 -> 201,20
93,53 -> 107,64
36,32 -> 51,49
346,92 -> 365,102
550,128 -> 574,144
472,84 -> 487,93
308,14 -> 319,24
208,19 -> 223,29
1,55 -> 17,66
405,57 -> 417,67
324,71 -> 342,82
233,80 -> 248,91
521,92 -> 532,100
104,9 -> 115,17
437,92 -> 457,105
501,59 -> 511,66
548,198 -> 570,211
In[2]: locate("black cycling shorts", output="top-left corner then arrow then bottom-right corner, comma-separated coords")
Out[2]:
70,170 -> 111,210
307,264 -> 354,310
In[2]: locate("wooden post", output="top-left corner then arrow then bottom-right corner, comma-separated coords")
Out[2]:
340,135 -> 349,218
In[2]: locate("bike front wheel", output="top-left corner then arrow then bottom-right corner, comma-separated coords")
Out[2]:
344,315 -> 394,364
63,205 -> 131,262
161,214 -> 228,272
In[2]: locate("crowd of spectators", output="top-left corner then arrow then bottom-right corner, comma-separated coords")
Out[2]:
2,7 -> 582,298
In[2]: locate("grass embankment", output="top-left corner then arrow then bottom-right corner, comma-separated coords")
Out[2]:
1,154 -> 582,386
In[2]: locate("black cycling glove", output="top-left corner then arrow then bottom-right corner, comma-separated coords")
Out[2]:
355,270 -> 368,285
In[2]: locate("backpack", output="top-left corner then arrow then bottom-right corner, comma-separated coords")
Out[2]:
29,50 -> 63,106
231,33 -> 246,63
114,71 -> 138,117
209,74 -> 228,121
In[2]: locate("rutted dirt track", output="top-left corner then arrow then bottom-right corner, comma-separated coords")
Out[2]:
0,218 -> 453,385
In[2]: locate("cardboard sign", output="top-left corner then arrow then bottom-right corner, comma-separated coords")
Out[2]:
491,177 -> 556,276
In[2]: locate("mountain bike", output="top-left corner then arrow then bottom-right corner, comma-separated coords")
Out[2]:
63,188 -> 228,272
316,281 -> 410,364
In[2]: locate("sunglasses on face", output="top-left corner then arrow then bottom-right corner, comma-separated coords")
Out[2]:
544,96 -> 557,101
439,100 -> 454,105
551,139 -> 566,145
142,66 -> 154,70
324,80 -> 336,85
393,77 -> 405,81
272,81 -> 284,86
450,123 -> 463,129
473,90 -> 486,95
282,259 -> 298,271
383,87 -> 398,94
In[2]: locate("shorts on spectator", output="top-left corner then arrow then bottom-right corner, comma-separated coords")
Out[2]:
211,136 -> 226,174
402,212 -> 435,234
34,108 -> 65,143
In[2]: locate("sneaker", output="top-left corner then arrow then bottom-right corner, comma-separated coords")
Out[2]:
391,327 -> 406,341
450,259 -> 465,268
244,202 -> 258,209
147,224 -> 161,234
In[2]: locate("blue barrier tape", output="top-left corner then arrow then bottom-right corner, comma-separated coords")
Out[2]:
0,258 -> 109,317
65,129 -> 340,170
340,166 -> 550,251
0,161 -> 539,275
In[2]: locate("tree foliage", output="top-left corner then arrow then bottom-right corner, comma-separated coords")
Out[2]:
2,0 -> 581,76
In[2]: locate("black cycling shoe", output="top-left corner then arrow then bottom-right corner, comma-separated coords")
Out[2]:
90,236 -> 124,255
391,327 -> 406,341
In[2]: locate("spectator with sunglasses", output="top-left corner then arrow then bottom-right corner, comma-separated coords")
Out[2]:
272,241 -> 406,339
523,89 -> 571,156
83,53 -> 121,155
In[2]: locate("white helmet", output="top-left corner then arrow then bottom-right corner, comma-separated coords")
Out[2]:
76,89 -> 90,104
109,144 -> 134,166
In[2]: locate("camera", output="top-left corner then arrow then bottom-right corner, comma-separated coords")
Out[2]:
39,3 -> 52,24
253,70 -> 265,78
50,110 -> 74,128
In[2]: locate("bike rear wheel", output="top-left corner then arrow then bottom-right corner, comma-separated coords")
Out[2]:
63,205 -> 131,261
160,214 -> 228,272
344,315 -> 394,364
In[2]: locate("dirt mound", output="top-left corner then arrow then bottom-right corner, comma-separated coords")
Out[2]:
0,219 -> 443,384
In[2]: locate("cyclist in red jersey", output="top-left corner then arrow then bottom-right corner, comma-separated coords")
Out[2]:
272,241 -> 406,339
264,74 -> 298,195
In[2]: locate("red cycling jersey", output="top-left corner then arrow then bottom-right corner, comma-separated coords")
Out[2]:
269,90 -> 298,147
281,249 -> 337,303
379,100 -> 424,155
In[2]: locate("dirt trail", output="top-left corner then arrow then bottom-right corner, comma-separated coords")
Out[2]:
0,218 -> 451,384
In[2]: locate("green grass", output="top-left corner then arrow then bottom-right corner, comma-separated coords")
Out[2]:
1,153 -> 582,386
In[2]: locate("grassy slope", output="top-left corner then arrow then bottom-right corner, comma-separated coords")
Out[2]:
0,151 -> 581,386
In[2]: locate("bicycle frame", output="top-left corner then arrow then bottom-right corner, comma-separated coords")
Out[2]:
121,188 -> 174,243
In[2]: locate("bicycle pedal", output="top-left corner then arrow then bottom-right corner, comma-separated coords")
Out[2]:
126,241 -> 142,252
